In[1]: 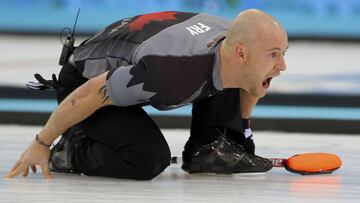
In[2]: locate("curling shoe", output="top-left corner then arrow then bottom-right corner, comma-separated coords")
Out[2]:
182,136 -> 272,174
49,126 -> 85,174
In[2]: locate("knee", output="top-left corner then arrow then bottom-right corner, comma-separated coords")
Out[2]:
135,149 -> 171,180
137,161 -> 169,180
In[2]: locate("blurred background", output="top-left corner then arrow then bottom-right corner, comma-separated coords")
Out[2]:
1,0 -> 360,38
0,0 -> 359,133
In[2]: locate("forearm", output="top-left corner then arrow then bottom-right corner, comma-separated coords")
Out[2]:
239,89 -> 259,118
38,72 -> 111,144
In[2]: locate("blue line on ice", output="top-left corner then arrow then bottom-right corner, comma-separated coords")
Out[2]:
0,98 -> 360,120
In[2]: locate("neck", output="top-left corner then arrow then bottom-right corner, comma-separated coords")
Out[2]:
219,44 -> 247,89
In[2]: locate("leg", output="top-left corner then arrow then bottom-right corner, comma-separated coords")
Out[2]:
187,88 -> 244,147
74,105 -> 171,180
56,62 -> 88,104
182,88 -> 272,174
188,88 -> 256,150
52,63 -> 170,180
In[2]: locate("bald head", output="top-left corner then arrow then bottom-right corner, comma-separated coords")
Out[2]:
223,9 -> 284,50
219,9 -> 288,95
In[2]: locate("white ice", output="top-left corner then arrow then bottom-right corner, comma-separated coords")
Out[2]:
1,125 -> 359,203
1,33 -> 360,203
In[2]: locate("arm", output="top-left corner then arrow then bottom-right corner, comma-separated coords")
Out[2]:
239,89 -> 259,119
239,89 -> 259,154
39,71 -> 112,145
5,71 -> 112,179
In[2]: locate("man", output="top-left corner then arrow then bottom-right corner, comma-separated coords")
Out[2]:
6,9 -> 288,180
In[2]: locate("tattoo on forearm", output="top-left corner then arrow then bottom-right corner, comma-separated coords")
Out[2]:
71,99 -> 76,106
98,85 -> 110,104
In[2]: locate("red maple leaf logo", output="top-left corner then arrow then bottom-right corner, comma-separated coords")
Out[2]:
129,11 -> 177,32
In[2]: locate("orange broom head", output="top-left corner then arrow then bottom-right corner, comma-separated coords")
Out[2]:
286,153 -> 342,175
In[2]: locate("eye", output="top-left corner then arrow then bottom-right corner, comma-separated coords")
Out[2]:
269,52 -> 277,58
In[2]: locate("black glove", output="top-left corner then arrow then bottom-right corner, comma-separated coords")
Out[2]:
26,73 -> 60,90
242,134 -> 255,154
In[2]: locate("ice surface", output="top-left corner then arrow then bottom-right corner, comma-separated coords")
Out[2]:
1,125 -> 359,202
1,35 -> 360,202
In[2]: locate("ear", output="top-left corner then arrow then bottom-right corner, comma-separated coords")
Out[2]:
234,43 -> 247,64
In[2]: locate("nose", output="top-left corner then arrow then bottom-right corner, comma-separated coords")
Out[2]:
278,55 -> 287,71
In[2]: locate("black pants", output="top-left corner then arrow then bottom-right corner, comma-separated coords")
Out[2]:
56,63 -> 244,180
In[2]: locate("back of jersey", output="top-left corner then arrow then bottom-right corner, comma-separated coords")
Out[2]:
72,11 -> 200,78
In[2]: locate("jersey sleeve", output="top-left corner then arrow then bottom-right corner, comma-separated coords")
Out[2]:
106,64 -> 156,106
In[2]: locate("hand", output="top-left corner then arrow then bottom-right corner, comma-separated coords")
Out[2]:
242,136 -> 255,155
5,141 -> 52,179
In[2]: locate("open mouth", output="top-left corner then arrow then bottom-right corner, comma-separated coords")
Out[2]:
262,77 -> 273,89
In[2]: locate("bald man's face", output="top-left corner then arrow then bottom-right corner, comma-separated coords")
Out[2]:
241,26 -> 288,97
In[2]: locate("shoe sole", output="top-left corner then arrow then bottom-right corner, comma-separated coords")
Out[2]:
182,163 -> 271,174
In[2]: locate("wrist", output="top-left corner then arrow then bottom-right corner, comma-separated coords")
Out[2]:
35,134 -> 52,147
242,119 -> 252,139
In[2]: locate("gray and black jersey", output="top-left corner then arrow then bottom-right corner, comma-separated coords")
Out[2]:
72,11 -> 231,110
